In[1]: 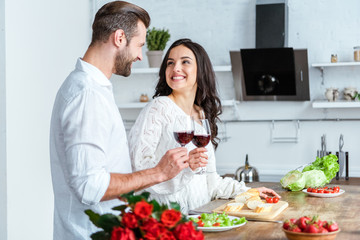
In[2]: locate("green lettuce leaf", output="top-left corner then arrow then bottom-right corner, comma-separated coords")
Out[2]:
302,154 -> 339,184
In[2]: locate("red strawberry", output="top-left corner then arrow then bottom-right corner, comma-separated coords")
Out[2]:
289,218 -> 297,224
296,216 -> 311,230
304,224 -> 319,233
289,224 -> 302,232
283,220 -> 291,230
318,227 -> 329,233
321,220 -> 328,228
326,221 -> 339,232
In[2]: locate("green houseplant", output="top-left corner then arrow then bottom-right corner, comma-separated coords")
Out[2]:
146,27 -> 170,68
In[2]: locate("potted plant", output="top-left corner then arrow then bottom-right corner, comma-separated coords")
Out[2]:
146,27 -> 170,68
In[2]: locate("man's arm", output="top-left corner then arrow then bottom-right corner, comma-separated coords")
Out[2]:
101,147 -> 189,201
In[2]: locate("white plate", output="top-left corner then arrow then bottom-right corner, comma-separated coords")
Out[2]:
188,214 -> 246,232
302,189 -> 345,198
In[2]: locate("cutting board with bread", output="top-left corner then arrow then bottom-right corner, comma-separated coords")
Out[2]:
213,189 -> 288,220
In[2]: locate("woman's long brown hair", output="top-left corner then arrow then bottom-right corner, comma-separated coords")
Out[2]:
153,39 -> 222,149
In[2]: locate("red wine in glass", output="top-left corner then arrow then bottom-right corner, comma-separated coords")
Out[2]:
174,131 -> 194,147
173,115 -> 194,147
193,118 -> 211,175
192,134 -> 210,147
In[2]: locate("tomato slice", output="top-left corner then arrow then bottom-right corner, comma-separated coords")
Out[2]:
213,222 -> 220,227
198,220 -> 204,227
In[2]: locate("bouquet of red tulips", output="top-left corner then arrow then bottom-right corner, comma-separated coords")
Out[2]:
85,191 -> 204,240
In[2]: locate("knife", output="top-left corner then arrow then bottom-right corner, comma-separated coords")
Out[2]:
247,219 -> 283,223
339,135 -> 345,178
336,152 -> 340,180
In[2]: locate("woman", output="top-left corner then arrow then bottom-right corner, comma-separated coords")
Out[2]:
129,38 -> 279,213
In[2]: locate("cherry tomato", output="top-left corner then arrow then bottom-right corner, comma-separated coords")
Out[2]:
311,188 -> 318,193
266,197 -> 273,203
198,220 -> 204,227
324,189 -> 331,193
307,187 -> 313,192
317,189 -> 324,193
273,197 -> 279,203
213,222 -> 220,227
333,186 -> 340,193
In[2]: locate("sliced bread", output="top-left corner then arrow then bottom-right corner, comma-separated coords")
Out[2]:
254,203 -> 273,213
235,192 -> 253,203
247,188 -> 260,197
235,189 -> 260,203
246,197 -> 264,210
224,202 -> 244,212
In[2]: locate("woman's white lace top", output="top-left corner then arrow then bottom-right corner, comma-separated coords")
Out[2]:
128,96 -> 249,213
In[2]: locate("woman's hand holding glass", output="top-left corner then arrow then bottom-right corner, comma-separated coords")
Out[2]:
188,148 -> 208,171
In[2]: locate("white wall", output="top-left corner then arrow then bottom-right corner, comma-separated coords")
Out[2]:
2,1 -> 360,240
3,0 -> 91,239
109,0 -> 360,179
1,0 -> 7,239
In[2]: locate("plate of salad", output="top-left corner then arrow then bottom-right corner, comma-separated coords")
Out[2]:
188,212 -> 247,232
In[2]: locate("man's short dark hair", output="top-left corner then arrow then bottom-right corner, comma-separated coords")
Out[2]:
91,1 -> 150,45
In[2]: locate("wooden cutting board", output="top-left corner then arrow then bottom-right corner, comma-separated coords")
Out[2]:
213,200 -> 289,220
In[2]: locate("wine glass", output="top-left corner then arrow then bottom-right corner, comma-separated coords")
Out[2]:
192,118 -> 211,174
173,115 -> 194,147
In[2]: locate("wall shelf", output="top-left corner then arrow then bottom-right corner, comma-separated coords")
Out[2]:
312,100 -> 360,108
131,65 -> 231,74
118,99 -> 239,109
312,62 -> 360,68
311,61 -> 360,84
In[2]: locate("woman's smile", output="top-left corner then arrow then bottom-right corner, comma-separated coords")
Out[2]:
165,45 -> 197,91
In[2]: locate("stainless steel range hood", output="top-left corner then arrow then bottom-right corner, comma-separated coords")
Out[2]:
230,48 -> 310,101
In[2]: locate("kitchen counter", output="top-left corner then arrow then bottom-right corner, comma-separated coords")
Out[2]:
193,181 -> 360,240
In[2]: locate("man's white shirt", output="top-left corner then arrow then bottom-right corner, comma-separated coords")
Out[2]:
50,58 -> 131,240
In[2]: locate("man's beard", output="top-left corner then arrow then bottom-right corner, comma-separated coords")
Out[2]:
114,48 -> 134,77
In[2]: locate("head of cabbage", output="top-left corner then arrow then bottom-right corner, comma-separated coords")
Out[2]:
280,169 -> 328,191
280,170 -> 305,191
280,154 -> 339,191
302,170 -> 327,188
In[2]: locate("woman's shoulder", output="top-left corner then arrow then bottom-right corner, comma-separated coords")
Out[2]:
148,96 -> 176,110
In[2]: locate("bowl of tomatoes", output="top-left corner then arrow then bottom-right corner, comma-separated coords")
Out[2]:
282,216 -> 340,240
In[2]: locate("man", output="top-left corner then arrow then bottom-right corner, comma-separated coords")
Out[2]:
49,1 -> 189,239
